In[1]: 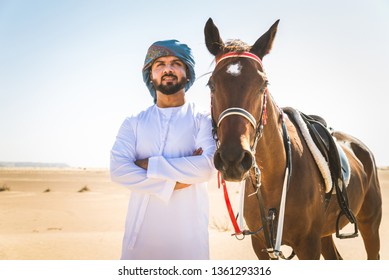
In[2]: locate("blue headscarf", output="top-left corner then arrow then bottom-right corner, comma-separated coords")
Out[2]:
142,39 -> 196,100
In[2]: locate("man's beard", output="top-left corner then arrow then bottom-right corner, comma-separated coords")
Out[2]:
153,75 -> 187,95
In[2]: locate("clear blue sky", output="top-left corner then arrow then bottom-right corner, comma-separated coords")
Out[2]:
1,0 -> 388,168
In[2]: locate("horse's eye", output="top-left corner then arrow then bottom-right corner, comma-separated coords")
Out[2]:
207,81 -> 215,92
260,80 -> 269,92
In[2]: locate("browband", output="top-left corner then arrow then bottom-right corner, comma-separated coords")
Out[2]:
216,52 -> 263,68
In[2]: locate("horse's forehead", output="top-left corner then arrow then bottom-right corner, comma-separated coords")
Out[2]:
214,59 -> 264,83
226,61 -> 243,77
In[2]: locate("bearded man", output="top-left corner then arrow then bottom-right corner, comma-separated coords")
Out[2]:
110,40 -> 216,259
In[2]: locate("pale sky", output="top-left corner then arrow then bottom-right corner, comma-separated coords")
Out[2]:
1,0 -> 388,168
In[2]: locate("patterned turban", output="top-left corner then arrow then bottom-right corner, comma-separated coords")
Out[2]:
142,39 -> 196,100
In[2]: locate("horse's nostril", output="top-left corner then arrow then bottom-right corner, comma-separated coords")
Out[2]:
213,150 -> 223,171
214,149 -> 253,173
241,150 -> 253,171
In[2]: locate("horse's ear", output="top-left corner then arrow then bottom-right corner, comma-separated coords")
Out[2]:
251,20 -> 280,60
204,18 -> 224,56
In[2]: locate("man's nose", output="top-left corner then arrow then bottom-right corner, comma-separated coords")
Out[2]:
163,64 -> 174,73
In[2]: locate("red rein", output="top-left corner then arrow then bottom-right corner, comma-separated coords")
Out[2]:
218,172 -> 242,235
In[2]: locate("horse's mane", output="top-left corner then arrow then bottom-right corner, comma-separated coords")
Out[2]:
223,39 -> 251,52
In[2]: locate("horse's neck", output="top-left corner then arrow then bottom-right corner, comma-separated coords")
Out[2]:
255,95 -> 286,189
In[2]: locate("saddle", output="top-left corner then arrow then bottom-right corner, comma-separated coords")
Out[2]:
283,107 -> 358,239
299,113 -> 349,190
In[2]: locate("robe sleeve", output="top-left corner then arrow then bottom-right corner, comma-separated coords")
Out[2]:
110,117 -> 175,203
147,113 -> 217,184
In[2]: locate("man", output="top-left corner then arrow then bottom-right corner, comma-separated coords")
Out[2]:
110,40 -> 216,259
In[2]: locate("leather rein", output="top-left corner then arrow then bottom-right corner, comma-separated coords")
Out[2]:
210,52 -> 295,260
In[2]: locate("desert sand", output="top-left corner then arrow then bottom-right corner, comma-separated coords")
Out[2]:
0,168 -> 387,260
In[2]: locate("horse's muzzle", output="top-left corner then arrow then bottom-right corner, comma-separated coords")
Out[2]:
214,148 -> 254,181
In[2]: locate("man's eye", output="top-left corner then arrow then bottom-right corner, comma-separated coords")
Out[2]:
173,62 -> 184,67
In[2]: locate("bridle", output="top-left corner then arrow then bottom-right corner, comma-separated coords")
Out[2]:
210,51 -> 294,260
211,52 -> 268,153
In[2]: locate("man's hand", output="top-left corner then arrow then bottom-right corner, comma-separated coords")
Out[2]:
134,158 -> 148,170
192,147 -> 203,156
174,182 -> 191,190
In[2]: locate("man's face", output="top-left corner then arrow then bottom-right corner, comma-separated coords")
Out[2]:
150,56 -> 188,95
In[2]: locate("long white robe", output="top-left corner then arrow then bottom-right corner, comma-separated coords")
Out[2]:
110,102 -> 216,260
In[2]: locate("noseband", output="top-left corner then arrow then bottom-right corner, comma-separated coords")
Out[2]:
217,107 -> 257,129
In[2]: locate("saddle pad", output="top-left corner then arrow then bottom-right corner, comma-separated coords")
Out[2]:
334,139 -> 351,190
284,108 -> 332,193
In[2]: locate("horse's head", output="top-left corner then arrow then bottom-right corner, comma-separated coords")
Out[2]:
205,18 -> 279,181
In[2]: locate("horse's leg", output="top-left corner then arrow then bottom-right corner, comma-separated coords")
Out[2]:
293,235 -> 322,260
251,235 -> 271,260
321,235 -> 343,260
348,140 -> 382,259
334,132 -> 382,259
356,186 -> 382,260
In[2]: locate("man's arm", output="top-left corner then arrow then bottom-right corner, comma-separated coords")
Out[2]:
135,148 -> 203,190
146,114 -> 216,185
110,117 -> 177,202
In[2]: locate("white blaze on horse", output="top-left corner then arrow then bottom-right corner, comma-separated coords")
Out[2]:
205,18 -> 382,260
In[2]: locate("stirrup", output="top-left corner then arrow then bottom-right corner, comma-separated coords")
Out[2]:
335,210 -> 359,239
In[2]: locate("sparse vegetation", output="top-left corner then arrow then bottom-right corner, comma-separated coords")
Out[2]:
47,227 -> 62,231
0,184 -> 10,192
78,185 -> 90,193
210,216 -> 232,232
43,188 -> 51,193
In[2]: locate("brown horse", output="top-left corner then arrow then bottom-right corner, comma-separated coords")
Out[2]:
204,18 -> 382,260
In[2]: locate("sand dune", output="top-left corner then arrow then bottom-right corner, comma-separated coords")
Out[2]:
0,168 -> 387,260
